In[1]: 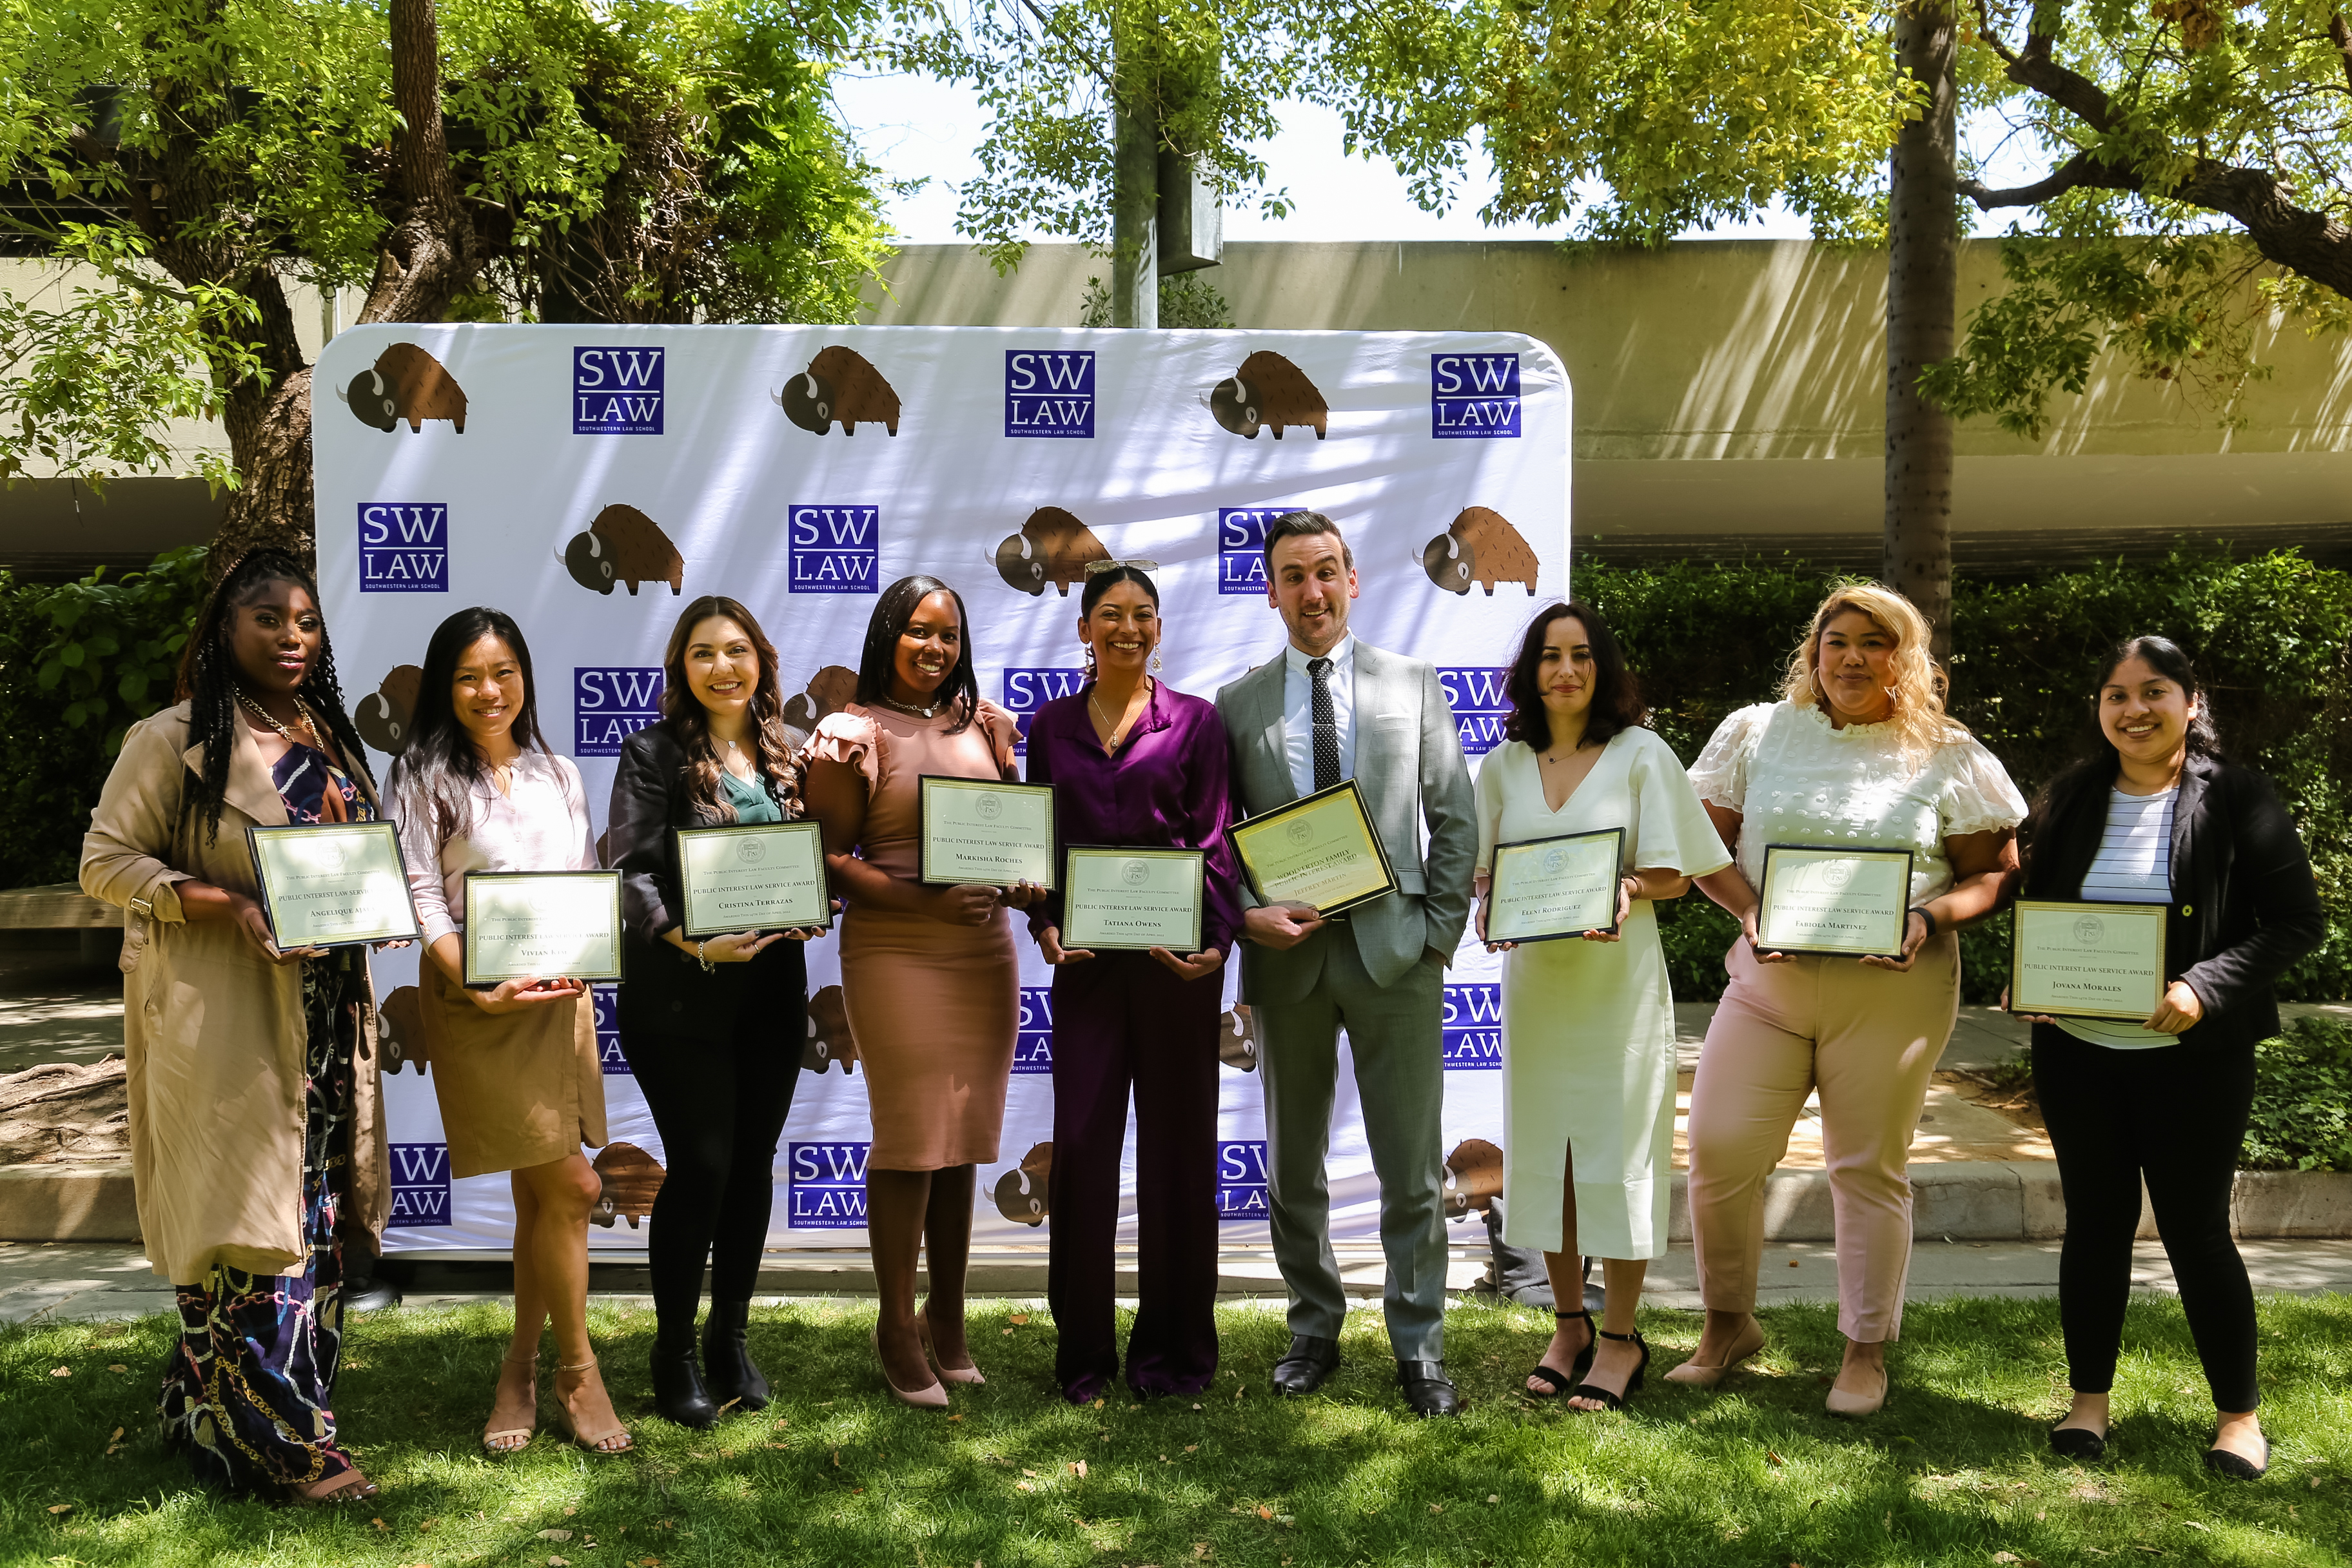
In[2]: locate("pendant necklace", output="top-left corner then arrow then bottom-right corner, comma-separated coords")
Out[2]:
873,694 -> 940,720
237,689 -> 321,749
1090,678 -> 1150,752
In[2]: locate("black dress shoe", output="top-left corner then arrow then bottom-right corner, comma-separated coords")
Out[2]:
1397,1358 -> 1460,1418
1270,1335 -> 1340,1396
2204,1436 -> 2269,1480
702,1300 -> 770,1411
651,1335 -> 721,1429
339,1271 -> 400,1314
2048,1424 -> 2106,1461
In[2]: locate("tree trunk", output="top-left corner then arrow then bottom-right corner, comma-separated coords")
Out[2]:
1885,1 -> 1959,662
1110,69 -> 1159,327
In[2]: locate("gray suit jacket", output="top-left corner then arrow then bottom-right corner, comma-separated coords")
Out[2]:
1215,640 -> 1476,1004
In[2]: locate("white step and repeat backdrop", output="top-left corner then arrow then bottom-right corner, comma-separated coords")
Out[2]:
311,324 -> 1569,1255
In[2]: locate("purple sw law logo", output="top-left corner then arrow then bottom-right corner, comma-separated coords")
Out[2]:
1001,667 -> 1086,756
1014,986 -> 1054,1075
787,503 -> 881,594
1216,1139 -> 1271,1220
574,346 -> 665,435
1436,668 -> 1513,756
1217,505 -> 1298,598
1430,352 -> 1521,438
592,983 -> 629,1075
389,1142 -> 453,1226
1004,349 -> 1095,438
357,502 -> 449,593
573,667 -> 663,758
787,1141 -> 870,1228
1441,983 -> 1503,1070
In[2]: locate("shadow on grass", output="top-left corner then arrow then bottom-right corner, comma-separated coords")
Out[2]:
3,1295 -> 2348,1566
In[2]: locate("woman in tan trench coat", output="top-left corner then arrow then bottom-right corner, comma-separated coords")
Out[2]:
387,607 -> 626,1454
80,548 -> 391,1502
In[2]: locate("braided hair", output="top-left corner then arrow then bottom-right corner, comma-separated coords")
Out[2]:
173,547 -> 375,844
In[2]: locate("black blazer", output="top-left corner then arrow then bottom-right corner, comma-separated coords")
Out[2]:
607,720 -> 808,1043
2020,752 -> 2324,1050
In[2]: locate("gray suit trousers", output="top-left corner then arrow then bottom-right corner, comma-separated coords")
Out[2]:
1253,926 -> 1449,1360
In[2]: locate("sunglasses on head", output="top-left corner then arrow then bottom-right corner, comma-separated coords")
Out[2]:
1083,558 -> 1161,575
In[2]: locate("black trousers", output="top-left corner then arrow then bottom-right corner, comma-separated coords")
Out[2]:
622,994 -> 807,1338
2031,1024 -> 2259,1411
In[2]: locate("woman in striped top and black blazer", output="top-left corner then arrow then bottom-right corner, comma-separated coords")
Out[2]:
2014,636 -> 2324,1479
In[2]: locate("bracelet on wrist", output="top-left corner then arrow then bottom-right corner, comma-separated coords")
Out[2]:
696,938 -> 716,972
1910,905 -> 1938,938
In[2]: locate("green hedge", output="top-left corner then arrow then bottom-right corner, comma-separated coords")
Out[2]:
0,545 -> 210,889
1579,548 -> 2352,1004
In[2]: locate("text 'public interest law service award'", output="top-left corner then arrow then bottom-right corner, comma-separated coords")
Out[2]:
1227,779 -> 1398,917
919,776 -> 1056,888
246,821 -> 424,949
1063,847 -> 1206,952
1755,844 -> 1915,957
2010,899 -> 2168,1020
463,870 -> 625,988
674,821 -> 830,936
1487,827 -> 1625,943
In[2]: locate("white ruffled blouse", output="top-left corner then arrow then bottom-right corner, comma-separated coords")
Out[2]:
1687,700 -> 2026,905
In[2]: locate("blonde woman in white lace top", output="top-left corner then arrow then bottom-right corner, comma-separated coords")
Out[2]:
1667,584 -> 2026,1416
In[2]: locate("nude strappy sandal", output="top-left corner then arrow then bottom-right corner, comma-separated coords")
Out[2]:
554,1356 -> 633,1453
482,1351 -> 538,1455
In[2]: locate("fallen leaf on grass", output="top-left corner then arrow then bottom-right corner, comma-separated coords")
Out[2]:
46,1505 -> 72,1516
768,1442 -> 790,1451
1071,1461 -> 1088,1477
1429,1504 -> 1444,1514
564,1507 -> 576,1516
1009,1313 -> 1030,1325
538,1530 -> 573,1542
548,1558 -> 570,1567
1193,1546 -> 1211,1560
49,1368 -> 70,1378
106,1365 -> 126,1374
1184,1444 -> 1197,1453
1023,1469 -> 1038,1477
373,1518 -> 391,1533
1015,1482 -> 1034,1493
1766,1451 -> 1783,1467
1994,1556 -> 2019,1565
2184,1523 -> 2209,1533
1257,1506 -> 1272,1520
1486,1495 -> 1498,1505
948,1415 -> 964,1423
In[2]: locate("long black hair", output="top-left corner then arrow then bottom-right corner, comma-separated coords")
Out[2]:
174,547 -> 373,844
1502,600 -> 1647,755
2023,634 -> 2223,860
389,607 -> 551,843
856,574 -> 979,732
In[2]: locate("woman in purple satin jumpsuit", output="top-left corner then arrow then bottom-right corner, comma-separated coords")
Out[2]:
1024,564 -> 1242,1404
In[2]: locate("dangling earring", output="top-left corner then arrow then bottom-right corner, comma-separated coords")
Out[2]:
1084,642 -> 1097,678
1150,645 -> 1163,676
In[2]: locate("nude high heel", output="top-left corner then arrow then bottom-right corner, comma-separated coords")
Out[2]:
874,1325 -> 948,1409
1663,1318 -> 1766,1387
917,1307 -> 985,1385
1825,1362 -> 1889,1418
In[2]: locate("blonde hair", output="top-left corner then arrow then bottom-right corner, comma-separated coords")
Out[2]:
1780,582 -> 1967,760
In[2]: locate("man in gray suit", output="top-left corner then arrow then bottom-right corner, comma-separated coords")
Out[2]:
1215,511 -> 1476,1416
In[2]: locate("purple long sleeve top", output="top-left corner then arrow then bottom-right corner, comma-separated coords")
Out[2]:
1024,681 -> 1242,956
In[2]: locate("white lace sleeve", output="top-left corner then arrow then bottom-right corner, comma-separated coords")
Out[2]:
1686,702 -> 1774,812
1937,734 -> 2029,837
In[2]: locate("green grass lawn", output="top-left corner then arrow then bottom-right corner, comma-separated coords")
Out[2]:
6,1295 -> 2350,1567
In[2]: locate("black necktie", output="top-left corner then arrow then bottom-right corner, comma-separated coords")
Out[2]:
1308,656 -> 1340,791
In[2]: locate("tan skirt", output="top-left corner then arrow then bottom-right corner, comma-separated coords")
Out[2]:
839,905 -> 1017,1171
420,963 -> 606,1179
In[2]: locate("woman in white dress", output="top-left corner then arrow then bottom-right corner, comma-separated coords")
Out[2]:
1672,583 -> 2024,1416
1474,602 -> 1740,1410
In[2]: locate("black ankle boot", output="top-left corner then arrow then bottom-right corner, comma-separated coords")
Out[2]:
702,1300 -> 770,1411
651,1332 -> 720,1429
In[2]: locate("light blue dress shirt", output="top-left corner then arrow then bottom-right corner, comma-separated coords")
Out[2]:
1282,633 -> 1357,796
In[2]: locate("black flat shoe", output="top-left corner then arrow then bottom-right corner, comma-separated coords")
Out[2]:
1396,1358 -> 1460,1418
1270,1334 -> 1340,1397
339,1271 -> 400,1315
2048,1424 -> 2107,1461
1525,1309 -> 1596,1400
2205,1437 -> 2269,1480
702,1300 -> 770,1411
1569,1328 -> 1649,1411
651,1335 -> 720,1429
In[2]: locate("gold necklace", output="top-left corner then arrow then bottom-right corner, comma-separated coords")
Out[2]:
237,689 -> 320,748
1089,679 -> 1150,750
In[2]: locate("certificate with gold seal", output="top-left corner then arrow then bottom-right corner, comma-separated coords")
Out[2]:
1487,827 -> 1625,943
246,820 -> 424,949
918,775 -> 1056,887
1063,847 -> 1206,952
1754,844 -> 1914,957
1226,779 -> 1398,918
674,820 -> 830,937
2010,899 -> 2168,1020
462,870 -> 625,988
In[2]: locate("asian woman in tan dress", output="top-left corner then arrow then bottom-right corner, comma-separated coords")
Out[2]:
804,576 -> 1044,1407
387,607 -> 627,1454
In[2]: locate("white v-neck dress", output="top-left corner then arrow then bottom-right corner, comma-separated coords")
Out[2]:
1473,727 -> 1732,1259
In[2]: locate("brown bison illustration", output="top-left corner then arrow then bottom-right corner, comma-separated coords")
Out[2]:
376,985 -> 429,1074
993,507 -> 1110,597
782,665 -> 858,734
564,503 -> 684,596
589,1142 -> 667,1230
1208,351 -> 1328,440
1218,1004 -> 1257,1073
1442,1138 -> 1503,1218
338,341 -> 467,433
1421,506 -> 1540,597
774,346 -> 901,436
802,984 -> 858,1074
992,1142 -> 1054,1228
354,664 -> 424,756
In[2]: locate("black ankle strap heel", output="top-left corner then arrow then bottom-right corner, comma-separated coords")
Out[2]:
1524,1309 -> 1596,1399
1569,1328 -> 1651,1411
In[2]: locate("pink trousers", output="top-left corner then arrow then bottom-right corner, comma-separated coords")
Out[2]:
1685,933 -> 1959,1342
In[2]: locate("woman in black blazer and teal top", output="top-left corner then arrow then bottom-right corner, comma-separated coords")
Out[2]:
607,596 -> 823,1428
2015,636 -> 2322,1480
